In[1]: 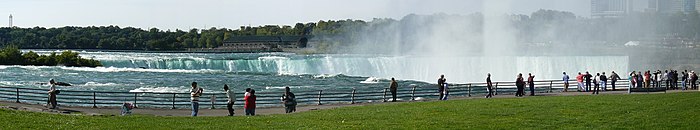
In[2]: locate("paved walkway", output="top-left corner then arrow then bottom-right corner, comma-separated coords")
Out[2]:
0,89 -> 694,117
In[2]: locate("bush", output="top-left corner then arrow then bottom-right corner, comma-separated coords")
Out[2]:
0,46 -> 102,67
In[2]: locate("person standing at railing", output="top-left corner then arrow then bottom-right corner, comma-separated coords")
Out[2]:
682,71 -> 688,90
486,73 -> 493,98
282,87 -> 296,113
609,71 -> 620,91
244,89 -> 256,116
442,82 -> 449,100
577,72 -> 584,92
224,84 -> 235,116
637,71 -> 644,89
673,70 -> 679,90
562,72 -> 569,92
592,73 -> 600,95
584,71 -> 592,92
190,82 -> 203,117
527,73 -> 535,96
663,70 -> 669,89
645,71 -> 652,88
515,73 -> 525,97
600,72 -> 608,91
389,78 -> 398,102
47,79 -> 58,109
437,75 -> 446,100
628,71 -> 637,89
690,71 -> 698,90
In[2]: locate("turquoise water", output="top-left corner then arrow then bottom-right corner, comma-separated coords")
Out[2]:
0,50 -> 628,93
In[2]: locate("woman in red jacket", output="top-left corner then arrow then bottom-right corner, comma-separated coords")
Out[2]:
244,89 -> 256,116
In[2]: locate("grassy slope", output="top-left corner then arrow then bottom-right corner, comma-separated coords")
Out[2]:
2,92 -> 699,129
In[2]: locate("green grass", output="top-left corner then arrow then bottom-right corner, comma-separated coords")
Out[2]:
2,92 -> 700,129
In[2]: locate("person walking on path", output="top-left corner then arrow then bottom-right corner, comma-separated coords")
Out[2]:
515,73 -> 525,97
190,82 -> 203,116
592,73 -> 600,95
437,75 -> 446,100
577,72 -> 584,92
562,72 -> 570,92
223,84 -> 235,116
244,89 -> 257,116
282,87 -> 297,113
528,73 -> 535,96
389,78 -> 398,102
584,71 -> 592,92
609,71 -> 621,91
486,73 -> 494,98
47,79 -> 59,109
600,72 -> 608,91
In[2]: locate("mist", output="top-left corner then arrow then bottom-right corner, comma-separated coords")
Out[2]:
309,3 -> 700,83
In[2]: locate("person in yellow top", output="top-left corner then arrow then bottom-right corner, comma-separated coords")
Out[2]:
389,78 -> 398,102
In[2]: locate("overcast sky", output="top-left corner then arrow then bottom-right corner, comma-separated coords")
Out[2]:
2,0 -> 593,30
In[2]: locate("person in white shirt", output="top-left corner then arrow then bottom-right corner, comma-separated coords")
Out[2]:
224,84 -> 235,116
190,82 -> 203,116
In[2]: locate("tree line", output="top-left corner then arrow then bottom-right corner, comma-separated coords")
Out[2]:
1,9 -> 699,52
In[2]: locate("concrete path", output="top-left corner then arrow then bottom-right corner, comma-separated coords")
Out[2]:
0,89 -> 694,117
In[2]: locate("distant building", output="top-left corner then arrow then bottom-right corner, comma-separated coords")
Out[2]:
187,35 -> 313,53
648,0 -> 696,14
591,0 -> 633,18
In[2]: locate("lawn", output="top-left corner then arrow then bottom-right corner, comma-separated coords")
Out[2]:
1,92 -> 699,129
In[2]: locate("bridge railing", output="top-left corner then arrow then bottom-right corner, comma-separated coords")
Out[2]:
0,79 -> 694,109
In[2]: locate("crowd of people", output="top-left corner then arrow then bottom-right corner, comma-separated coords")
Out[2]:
628,70 -> 698,90
42,69 -> 698,116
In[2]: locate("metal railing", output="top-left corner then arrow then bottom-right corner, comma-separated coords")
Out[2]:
0,79 -> 695,109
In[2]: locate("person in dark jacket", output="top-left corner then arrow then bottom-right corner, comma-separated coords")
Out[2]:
282,87 -> 296,113
389,78 -> 398,102
486,73 -> 493,98
515,73 -> 525,97
584,71 -> 592,92
609,71 -> 621,91
437,75 -> 446,100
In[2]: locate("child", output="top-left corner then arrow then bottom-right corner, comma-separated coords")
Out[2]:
442,83 -> 449,100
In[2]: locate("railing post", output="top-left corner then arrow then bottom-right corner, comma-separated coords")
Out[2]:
383,88 -> 387,102
549,81 -> 553,93
15,88 -> 19,103
317,90 -> 322,105
351,89 -> 356,104
133,93 -> 138,108
467,84 -> 472,97
92,92 -> 97,108
494,82 -> 499,95
172,93 -> 176,109
411,85 -> 416,101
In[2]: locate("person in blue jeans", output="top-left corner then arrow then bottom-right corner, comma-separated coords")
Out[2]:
190,82 -> 203,116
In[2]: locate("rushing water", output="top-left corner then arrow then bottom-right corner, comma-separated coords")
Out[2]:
0,50 -> 628,93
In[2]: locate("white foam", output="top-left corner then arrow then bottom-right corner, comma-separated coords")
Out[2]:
129,86 -> 185,93
264,86 -> 314,90
313,74 -> 339,79
81,82 -> 119,87
258,56 -> 289,60
59,66 -> 224,73
360,77 -> 382,84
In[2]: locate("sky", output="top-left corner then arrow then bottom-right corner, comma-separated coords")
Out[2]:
1,0 -> 595,30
